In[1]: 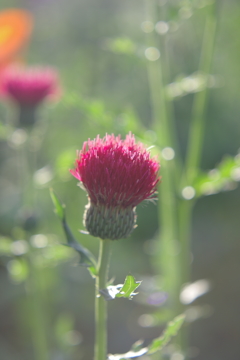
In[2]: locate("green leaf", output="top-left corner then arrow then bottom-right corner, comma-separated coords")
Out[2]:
62,220 -> 97,277
147,314 -> 185,354
194,154 -> 240,197
7,258 -> 29,283
50,188 -> 65,220
104,37 -> 137,54
100,275 -> 141,301
50,189 -> 97,277
0,237 -> 12,256
116,275 -> 141,299
108,314 -> 185,359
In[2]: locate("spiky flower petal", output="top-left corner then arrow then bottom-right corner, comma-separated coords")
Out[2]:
0,65 -> 59,107
71,133 -> 160,240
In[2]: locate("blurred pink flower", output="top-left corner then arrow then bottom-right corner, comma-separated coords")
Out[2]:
71,133 -> 160,240
0,65 -> 60,107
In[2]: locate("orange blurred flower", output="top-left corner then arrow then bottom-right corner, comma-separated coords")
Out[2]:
0,9 -> 33,73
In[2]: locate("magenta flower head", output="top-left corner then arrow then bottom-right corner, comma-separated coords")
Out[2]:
0,65 -> 60,126
70,133 -> 160,240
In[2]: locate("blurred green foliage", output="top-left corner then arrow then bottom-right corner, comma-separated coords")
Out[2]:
1,0 -> 240,360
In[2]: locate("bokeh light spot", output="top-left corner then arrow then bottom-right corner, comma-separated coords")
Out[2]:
30,234 -> 48,248
162,147 -> 175,160
182,186 -> 195,200
141,21 -> 154,33
145,47 -> 160,61
155,21 -> 169,35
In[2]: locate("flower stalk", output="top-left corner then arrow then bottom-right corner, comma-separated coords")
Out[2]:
70,133 -> 160,358
95,239 -> 112,360
185,3 -> 217,185
144,0 -> 180,312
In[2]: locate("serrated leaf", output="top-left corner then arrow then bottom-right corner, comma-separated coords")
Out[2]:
50,189 -> 65,220
100,275 -> 141,301
50,189 -> 97,277
147,314 -> 185,354
116,275 -> 141,299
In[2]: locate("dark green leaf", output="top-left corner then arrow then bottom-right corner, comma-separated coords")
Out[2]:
62,220 -> 97,277
50,189 -> 97,277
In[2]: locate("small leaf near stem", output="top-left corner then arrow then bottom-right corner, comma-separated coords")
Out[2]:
100,275 -> 141,301
116,275 -> 141,299
50,188 -> 97,277
50,188 -> 65,220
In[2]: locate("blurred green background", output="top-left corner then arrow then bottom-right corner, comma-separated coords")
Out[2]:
1,0 -> 240,359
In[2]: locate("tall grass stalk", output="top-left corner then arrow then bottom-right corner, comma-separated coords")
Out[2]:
144,0 -> 181,313
26,256 -> 49,360
19,133 -> 50,360
144,0 -> 217,356
180,1 -> 217,289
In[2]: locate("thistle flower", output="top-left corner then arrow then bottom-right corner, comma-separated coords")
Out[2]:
70,133 -> 160,240
0,65 -> 60,127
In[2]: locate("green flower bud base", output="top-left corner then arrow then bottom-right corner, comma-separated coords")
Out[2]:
84,202 -> 137,240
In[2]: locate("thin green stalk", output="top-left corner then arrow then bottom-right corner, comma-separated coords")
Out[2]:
27,256 -> 49,360
145,0 -> 180,312
17,126 -> 50,360
94,239 -> 111,360
178,199 -> 194,287
185,3 -> 217,185
177,5 -> 218,358
180,2 -> 217,286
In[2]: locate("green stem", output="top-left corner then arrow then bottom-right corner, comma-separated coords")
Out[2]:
27,256 -> 49,360
178,200 -> 194,286
17,127 -> 50,360
177,5 -> 217,357
185,3 -> 217,184
145,0 -> 180,312
180,2 -> 217,284
94,239 -> 111,360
